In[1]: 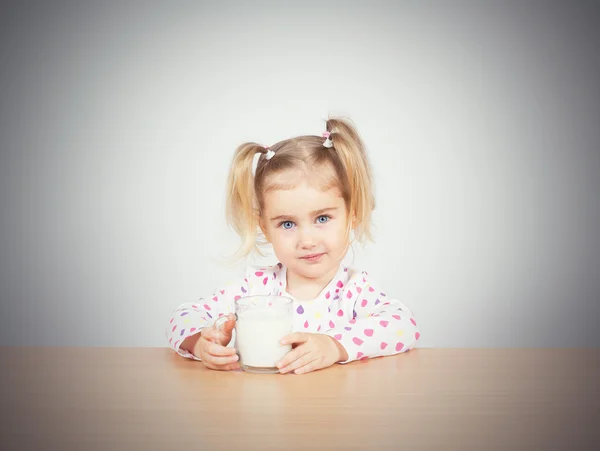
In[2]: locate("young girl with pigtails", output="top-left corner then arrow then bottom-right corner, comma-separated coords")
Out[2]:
166,116 -> 420,374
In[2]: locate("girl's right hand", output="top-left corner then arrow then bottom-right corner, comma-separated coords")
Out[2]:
194,319 -> 240,371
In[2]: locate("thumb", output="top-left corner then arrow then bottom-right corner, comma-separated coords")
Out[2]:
221,317 -> 236,337
280,332 -> 309,345
200,327 -> 220,342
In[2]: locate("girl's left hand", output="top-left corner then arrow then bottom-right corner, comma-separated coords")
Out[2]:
276,333 -> 349,375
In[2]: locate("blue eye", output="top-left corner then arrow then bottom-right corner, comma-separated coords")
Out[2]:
281,221 -> 295,229
317,215 -> 330,224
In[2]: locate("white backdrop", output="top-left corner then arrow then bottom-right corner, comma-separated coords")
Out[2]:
1,1 -> 598,347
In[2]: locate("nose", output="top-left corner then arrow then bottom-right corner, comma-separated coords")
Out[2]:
297,225 -> 317,249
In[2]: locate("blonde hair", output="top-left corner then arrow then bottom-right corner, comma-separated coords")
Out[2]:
225,116 -> 375,259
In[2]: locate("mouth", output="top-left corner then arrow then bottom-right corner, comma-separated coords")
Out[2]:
300,253 -> 325,262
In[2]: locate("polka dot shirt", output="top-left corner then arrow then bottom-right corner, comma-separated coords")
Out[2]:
166,263 -> 420,363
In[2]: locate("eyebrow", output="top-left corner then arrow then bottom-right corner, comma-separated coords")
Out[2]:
269,207 -> 339,222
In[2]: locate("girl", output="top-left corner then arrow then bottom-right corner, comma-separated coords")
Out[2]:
166,117 -> 420,374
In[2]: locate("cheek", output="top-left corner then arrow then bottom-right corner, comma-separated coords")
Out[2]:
326,223 -> 348,246
269,229 -> 294,249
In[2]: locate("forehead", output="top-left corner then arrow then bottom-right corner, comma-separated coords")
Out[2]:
262,170 -> 345,215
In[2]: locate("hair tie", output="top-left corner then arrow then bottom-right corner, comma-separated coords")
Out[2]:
322,131 -> 333,148
251,146 -> 275,176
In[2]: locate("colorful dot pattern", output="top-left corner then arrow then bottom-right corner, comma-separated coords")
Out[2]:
166,263 -> 420,363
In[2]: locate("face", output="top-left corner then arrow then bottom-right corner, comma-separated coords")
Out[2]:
260,170 -> 349,283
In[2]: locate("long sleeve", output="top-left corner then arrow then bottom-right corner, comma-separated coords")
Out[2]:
165,274 -> 250,360
324,271 -> 420,364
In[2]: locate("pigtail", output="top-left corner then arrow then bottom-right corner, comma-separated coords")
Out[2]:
325,117 -> 375,244
225,142 -> 265,258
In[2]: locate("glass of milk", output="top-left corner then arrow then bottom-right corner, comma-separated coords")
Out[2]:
213,295 -> 293,374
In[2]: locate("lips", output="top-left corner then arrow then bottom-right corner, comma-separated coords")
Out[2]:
301,253 -> 324,260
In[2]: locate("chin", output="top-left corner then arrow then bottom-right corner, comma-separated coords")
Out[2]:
299,261 -> 335,276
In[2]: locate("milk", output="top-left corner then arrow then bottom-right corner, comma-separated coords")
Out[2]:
235,308 -> 292,369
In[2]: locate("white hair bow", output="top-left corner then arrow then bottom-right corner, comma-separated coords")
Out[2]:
322,131 -> 333,148
251,147 -> 275,176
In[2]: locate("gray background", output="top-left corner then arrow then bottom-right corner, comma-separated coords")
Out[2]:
0,0 -> 598,347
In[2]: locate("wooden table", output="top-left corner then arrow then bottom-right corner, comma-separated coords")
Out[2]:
1,348 -> 598,450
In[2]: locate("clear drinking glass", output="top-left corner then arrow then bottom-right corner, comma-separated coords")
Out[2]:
213,295 -> 293,374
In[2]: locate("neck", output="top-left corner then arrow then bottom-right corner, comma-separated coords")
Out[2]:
285,263 -> 341,301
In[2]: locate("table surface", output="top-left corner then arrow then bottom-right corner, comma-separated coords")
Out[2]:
1,347 -> 599,451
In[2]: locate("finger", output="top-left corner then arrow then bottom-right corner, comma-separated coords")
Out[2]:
222,362 -> 241,371
281,353 -> 316,374
221,318 -> 236,335
200,327 -> 221,342
217,320 -> 236,344
277,346 -> 311,374
280,332 -> 309,346
203,361 -> 241,371
202,330 -> 229,346
203,352 -> 239,366
294,358 -> 322,375
204,340 -> 238,356
200,326 -> 230,340
209,318 -> 236,345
